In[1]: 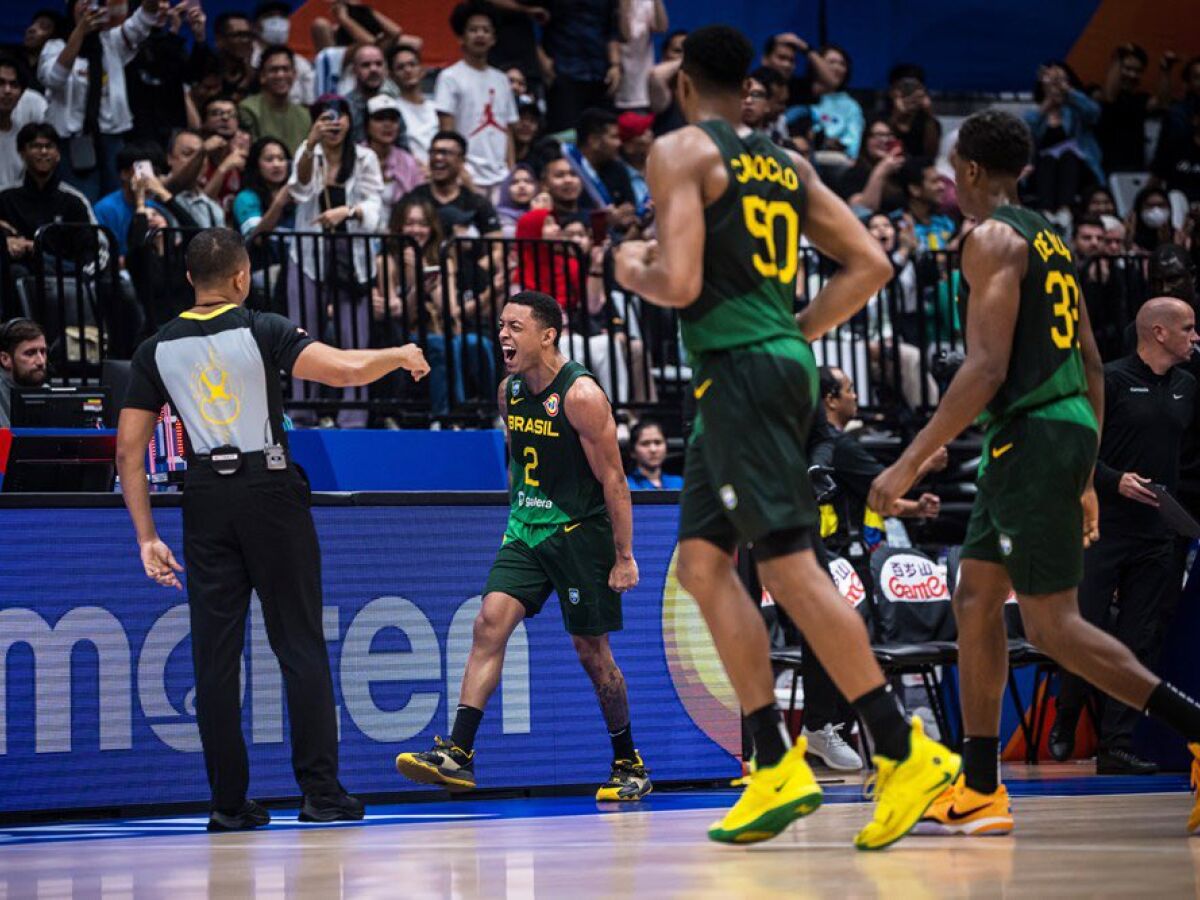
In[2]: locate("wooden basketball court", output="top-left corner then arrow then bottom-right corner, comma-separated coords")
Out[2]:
1,765 -> 1196,898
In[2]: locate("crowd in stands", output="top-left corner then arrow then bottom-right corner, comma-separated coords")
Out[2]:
0,0 -> 1197,430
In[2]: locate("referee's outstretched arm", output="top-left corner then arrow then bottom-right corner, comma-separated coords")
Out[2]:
291,341 -> 430,387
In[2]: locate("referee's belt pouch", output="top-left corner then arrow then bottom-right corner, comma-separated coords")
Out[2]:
68,134 -> 97,172
208,445 -> 243,476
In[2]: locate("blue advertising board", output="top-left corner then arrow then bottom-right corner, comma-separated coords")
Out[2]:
0,498 -> 739,813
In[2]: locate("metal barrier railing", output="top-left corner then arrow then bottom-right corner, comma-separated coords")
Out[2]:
108,224 -> 1160,428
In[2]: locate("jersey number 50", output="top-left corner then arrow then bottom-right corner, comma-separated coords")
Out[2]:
1045,271 -> 1081,350
742,197 -> 799,284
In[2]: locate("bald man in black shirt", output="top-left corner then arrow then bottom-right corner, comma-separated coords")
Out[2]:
1051,297 -> 1199,773
116,228 -> 429,831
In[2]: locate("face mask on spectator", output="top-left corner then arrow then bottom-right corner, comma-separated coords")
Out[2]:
1141,206 -> 1169,230
259,16 -> 290,46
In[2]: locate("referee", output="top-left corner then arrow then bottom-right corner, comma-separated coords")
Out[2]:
1050,297 -> 1198,773
115,228 -> 429,831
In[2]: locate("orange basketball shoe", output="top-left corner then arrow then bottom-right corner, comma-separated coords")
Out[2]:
913,775 -> 1014,836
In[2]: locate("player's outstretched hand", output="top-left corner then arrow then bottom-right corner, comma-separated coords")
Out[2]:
1081,486 -> 1100,548
398,344 -> 430,381
609,556 -> 639,593
868,459 -> 919,521
140,537 -> 183,590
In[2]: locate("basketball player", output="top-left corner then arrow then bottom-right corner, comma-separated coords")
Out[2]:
614,25 -> 959,851
868,110 -> 1200,836
395,291 -> 650,802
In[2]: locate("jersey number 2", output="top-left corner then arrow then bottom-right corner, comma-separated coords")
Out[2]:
742,197 -> 799,284
1045,271 -> 1080,349
523,446 -> 540,487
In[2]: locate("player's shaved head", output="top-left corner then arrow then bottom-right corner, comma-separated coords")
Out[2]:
682,25 -> 754,94
1136,296 -> 1193,340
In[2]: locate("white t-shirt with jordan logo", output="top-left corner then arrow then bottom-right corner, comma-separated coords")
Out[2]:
433,60 -> 518,189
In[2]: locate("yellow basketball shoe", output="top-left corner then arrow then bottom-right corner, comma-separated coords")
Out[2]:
854,716 -> 962,851
913,775 -> 1013,836
1188,743 -> 1200,836
707,739 -> 823,844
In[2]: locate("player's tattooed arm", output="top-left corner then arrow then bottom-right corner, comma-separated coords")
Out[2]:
565,378 -> 639,592
869,222 -> 1025,514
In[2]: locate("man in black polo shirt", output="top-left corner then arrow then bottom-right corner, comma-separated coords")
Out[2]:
1051,297 -> 1198,773
399,130 -> 502,237
115,228 -> 429,831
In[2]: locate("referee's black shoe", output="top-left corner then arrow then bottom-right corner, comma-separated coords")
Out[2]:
1096,748 -> 1159,776
299,790 -> 366,822
207,800 -> 271,832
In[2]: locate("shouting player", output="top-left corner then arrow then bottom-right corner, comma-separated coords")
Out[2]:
869,110 -> 1200,837
396,291 -> 650,802
615,25 -> 959,851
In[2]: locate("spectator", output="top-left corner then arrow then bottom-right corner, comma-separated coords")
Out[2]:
565,108 -> 636,224
1165,55 -> 1200,145
540,151 -> 583,223
1130,185 -> 1174,253
1152,104 -> 1200,204
18,9 -> 63,92
250,1 -> 315,106
626,419 -> 681,489
485,2 -> 549,95
496,162 -> 538,233
124,1 -> 212,150
512,95 -> 543,163
887,68 -> 941,159
506,66 -> 528,97
364,95 -> 426,228
1078,183 -> 1118,221
617,110 -> 652,216
741,68 -> 780,134
379,195 -> 494,419
39,0 -> 163,201
0,123 -> 100,264
1024,61 -> 1103,215
435,5 -> 518,200
863,212 -> 938,409
399,131 -> 503,237
759,33 -> 799,89
793,44 -> 863,163
1096,43 -> 1173,173
288,96 -> 383,427
1074,215 -> 1128,361
0,52 -> 48,189
94,142 -> 162,258
1051,297 -> 1197,774
126,169 -> 202,329
212,12 -> 257,103
902,157 -> 955,250
165,128 -> 225,228
311,0 -> 410,52
390,45 -> 439,166
238,45 -> 313,153
615,0 -> 668,112
185,50 -> 224,133
815,365 -> 942,553
746,65 -> 789,143
538,0 -> 620,134
838,116 -> 906,214
345,44 -> 402,146
515,206 -> 573,296
198,96 -> 248,216
646,29 -> 685,136
233,136 -> 295,239
1102,213 -> 1128,255
0,318 -> 48,428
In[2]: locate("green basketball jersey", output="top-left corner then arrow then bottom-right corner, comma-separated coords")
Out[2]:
680,119 -> 808,357
959,205 -> 1097,435
503,359 -> 606,546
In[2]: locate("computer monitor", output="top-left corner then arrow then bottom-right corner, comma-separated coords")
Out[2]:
10,385 -> 110,429
0,433 -> 116,492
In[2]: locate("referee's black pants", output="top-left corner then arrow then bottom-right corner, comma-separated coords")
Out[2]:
182,461 -> 340,812
1057,530 -> 1176,751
